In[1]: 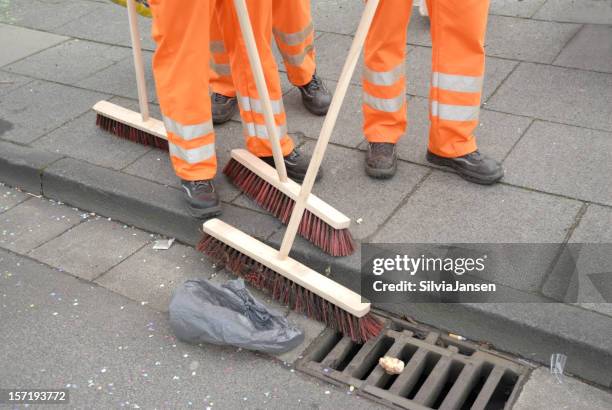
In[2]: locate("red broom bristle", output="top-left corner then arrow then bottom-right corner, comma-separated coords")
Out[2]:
197,234 -> 383,343
223,158 -> 355,257
96,114 -> 169,151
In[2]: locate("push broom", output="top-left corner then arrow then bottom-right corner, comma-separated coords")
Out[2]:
94,0 -> 355,257
199,0 -> 383,343
93,0 -> 167,149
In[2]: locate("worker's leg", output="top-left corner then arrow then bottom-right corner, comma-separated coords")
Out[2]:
149,0 -> 221,215
210,11 -> 235,98
426,0 -> 487,157
209,3 -> 239,125
272,0 -> 316,87
362,0 -> 411,144
425,0 -> 502,184
218,0 -> 294,158
149,0 -> 216,180
362,0 -> 411,179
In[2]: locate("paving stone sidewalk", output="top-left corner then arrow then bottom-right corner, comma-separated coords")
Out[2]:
1,0 -> 611,387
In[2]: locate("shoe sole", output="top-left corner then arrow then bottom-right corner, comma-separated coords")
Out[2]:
426,153 -> 504,185
303,103 -> 329,116
365,162 -> 397,179
187,204 -> 222,219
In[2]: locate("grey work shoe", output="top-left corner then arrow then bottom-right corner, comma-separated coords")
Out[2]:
181,179 -> 222,218
297,73 -> 332,116
211,92 -> 238,125
261,149 -> 323,183
426,150 -> 504,185
365,142 -> 398,179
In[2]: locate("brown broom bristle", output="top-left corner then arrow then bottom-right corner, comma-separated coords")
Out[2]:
96,113 -> 169,151
223,158 -> 355,257
197,234 -> 383,343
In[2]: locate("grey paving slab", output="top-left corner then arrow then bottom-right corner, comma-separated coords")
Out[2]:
0,185 -> 27,213
96,242 -> 213,312
489,0 -> 548,18
513,367 -> 611,410
406,6 -> 432,47
284,81 -> 366,148
554,24 -> 612,73
312,32 -> 363,84
0,197 -> 81,254
373,171 -> 581,243
0,80 -> 108,144
29,218 -> 150,280
406,45 -> 518,101
237,141 -> 428,240
562,205 -> 612,317
485,15 -> 580,63
372,171 -> 581,291
534,0 -> 612,24
33,110 -> 151,170
504,121 -> 612,205
52,0 -> 156,51
0,23 -> 68,67
0,70 -> 32,97
311,0 -> 362,35
4,39 -> 130,85
0,140 -> 63,194
488,63 -> 612,132
0,0 -> 99,31
76,50 -> 157,103
390,95 -> 531,166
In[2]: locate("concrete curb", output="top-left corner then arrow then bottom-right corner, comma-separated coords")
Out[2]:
1,139 -> 610,388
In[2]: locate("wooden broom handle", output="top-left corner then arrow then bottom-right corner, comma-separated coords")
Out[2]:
278,0 -> 379,259
233,0 -> 288,182
127,0 -> 150,121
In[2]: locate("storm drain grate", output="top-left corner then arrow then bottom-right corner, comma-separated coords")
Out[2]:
297,313 -> 531,409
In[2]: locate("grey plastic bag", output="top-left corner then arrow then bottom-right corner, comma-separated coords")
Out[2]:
169,278 -> 304,354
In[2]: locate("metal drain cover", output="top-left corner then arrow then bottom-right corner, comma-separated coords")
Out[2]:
297,312 -> 531,409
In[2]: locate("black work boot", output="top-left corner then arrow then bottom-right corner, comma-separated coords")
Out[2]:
211,92 -> 238,125
261,149 -> 322,183
180,179 -> 222,218
426,150 -> 504,185
297,73 -> 332,116
365,142 -> 397,179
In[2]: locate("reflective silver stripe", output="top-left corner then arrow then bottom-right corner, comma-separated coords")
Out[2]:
169,142 -> 215,164
209,58 -> 231,76
431,101 -> 480,121
163,116 -> 214,141
236,93 -> 284,115
432,72 -> 483,93
210,41 -> 226,53
280,44 -> 314,66
363,92 -> 405,112
363,64 -> 405,86
273,22 -> 314,46
242,122 -> 287,140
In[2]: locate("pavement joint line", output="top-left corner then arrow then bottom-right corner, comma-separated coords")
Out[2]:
363,168 -> 434,243
38,155 -> 67,196
0,192 -> 31,215
537,201 -> 589,294
531,0 -> 550,19
89,239 -> 152,283
501,117 -> 536,163
483,58 -> 521,104
24,208 -> 88,256
0,35 -> 72,70
551,22 -> 585,63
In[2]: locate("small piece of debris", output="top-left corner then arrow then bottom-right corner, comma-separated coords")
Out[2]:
355,218 -> 363,224
379,356 -> 404,375
449,333 -> 466,341
153,238 -> 175,250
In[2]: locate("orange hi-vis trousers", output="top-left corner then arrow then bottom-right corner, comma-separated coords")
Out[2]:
363,0 -> 489,158
149,0 -> 294,181
210,0 -> 316,97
